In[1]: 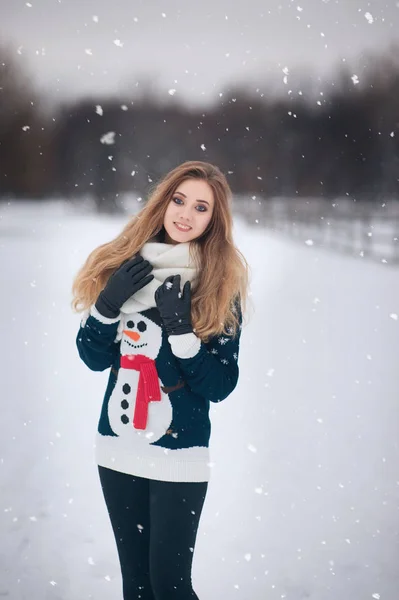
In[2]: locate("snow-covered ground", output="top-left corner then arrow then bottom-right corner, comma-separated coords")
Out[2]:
1,201 -> 398,599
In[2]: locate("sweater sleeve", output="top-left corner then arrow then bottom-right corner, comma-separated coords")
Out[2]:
168,303 -> 242,403
76,305 -> 121,372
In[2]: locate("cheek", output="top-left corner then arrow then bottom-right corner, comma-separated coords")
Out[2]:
202,211 -> 213,230
164,204 -> 174,223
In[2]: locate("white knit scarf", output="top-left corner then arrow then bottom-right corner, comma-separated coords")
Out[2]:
79,241 -> 197,336
119,241 -> 197,314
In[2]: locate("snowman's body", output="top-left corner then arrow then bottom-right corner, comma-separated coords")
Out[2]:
107,311 -> 172,446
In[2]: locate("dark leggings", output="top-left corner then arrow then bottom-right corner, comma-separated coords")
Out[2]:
98,466 -> 208,600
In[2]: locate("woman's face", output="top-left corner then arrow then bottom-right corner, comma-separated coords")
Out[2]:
163,178 -> 214,244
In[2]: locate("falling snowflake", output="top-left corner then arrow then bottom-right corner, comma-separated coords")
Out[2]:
233,353 -> 238,360
95,105 -> 103,116
100,132 -> 115,145
365,12 -> 374,24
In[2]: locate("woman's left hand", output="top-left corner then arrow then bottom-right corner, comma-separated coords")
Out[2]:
155,275 -> 193,336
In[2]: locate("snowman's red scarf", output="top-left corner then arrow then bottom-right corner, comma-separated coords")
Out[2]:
120,354 -> 161,430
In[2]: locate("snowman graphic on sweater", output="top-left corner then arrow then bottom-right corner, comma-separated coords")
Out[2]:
107,309 -> 173,445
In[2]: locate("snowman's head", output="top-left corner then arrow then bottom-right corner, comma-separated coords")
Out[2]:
120,308 -> 163,360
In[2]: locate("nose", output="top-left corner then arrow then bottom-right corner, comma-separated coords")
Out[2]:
179,205 -> 192,222
124,330 -> 140,342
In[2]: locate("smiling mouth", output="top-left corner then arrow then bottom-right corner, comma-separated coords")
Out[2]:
126,340 -> 148,349
174,222 -> 192,231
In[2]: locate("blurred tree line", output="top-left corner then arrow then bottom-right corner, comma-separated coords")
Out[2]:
1,45 -> 398,210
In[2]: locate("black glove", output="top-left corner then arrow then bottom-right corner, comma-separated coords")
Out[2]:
95,255 -> 154,318
154,274 -> 193,336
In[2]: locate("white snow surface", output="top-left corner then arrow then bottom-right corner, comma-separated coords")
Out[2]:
1,201 -> 398,599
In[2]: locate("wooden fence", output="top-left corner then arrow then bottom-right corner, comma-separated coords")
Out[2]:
233,196 -> 399,266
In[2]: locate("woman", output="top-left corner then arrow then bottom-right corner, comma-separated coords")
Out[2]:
71,161 -> 249,599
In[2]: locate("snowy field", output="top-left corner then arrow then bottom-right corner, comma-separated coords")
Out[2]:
1,200 -> 399,599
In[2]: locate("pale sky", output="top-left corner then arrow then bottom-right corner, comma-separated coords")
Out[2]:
1,0 -> 398,107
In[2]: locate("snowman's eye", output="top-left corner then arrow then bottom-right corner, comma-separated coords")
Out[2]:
126,320 -> 135,328
137,321 -> 147,332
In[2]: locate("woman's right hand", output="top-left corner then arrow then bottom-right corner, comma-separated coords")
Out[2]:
95,255 -> 154,318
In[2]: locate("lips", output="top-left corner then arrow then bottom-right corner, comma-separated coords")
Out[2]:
174,222 -> 192,231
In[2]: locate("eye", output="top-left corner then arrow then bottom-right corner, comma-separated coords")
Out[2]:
137,321 -> 147,332
126,320 -> 134,328
173,197 -> 207,212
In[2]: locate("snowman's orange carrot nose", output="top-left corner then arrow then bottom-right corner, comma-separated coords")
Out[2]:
123,330 -> 140,342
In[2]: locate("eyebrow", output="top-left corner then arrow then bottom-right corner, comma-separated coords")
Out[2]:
174,191 -> 210,206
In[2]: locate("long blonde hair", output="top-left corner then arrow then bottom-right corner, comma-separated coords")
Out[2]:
71,160 -> 249,341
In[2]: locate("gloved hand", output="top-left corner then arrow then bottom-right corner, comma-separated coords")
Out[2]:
95,255 -> 154,318
154,274 -> 193,336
